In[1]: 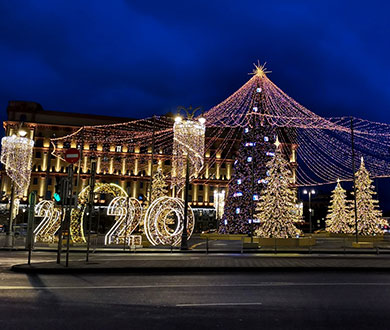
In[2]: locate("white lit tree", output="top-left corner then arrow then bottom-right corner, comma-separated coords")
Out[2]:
151,166 -> 168,202
326,179 -> 354,234
254,138 -> 302,238
352,158 -> 386,235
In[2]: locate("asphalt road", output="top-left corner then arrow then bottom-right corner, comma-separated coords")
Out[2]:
1,251 -> 390,329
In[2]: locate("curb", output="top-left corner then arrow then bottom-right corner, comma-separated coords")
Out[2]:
11,264 -> 390,274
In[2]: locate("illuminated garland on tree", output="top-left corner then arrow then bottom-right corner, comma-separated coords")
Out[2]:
151,167 -> 168,202
353,158 -> 386,235
49,63 -> 390,187
219,74 -> 276,234
325,179 -> 354,234
254,138 -> 302,238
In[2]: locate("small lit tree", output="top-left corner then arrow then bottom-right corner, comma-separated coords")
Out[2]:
254,139 -> 302,238
151,167 -> 168,202
352,158 -> 386,235
326,179 -> 354,234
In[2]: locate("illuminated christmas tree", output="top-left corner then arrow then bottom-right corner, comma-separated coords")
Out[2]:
325,179 -> 354,234
218,71 -> 275,234
254,138 -> 302,238
352,158 -> 386,235
151,167 -> 168,202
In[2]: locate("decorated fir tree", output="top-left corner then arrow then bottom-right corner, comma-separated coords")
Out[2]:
151,167 -> 168,202
254,138 -> 302,238
218,76 -> 275,234
326,179 -> 354,234
352,158 -> 386,235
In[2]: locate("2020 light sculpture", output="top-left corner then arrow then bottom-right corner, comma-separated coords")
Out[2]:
71,183 -> 128,243
105,196 -> 142,245
144,196 -> 195,246
34,200 -> 63,243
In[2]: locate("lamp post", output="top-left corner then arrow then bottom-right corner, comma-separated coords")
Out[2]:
1,127 -> 34,247
173,108 -> 206,250
303,189 -> 316,234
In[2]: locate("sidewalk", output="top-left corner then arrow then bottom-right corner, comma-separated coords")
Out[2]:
11,253 -> 390,274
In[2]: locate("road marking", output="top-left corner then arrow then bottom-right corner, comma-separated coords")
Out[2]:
177,302 -> 263,307
1,282 -> 390,290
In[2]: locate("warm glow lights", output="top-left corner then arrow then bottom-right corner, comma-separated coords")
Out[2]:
254,141 -> 302,238
325,180 -> 354,234
71,183 -> 128,243
214,190 -> 225,219
352,158 -> 386,235
49,63 -> 390,189
34,200 -> 63,242
105,196 -> 142,245
144,196 -> 195,246
172,117 -> 206,191
1,135 -> 34,196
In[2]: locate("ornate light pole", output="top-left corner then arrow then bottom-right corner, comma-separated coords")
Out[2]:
303,189 -> 316,233
1,128 -> 34,247
172,107 -> 206,250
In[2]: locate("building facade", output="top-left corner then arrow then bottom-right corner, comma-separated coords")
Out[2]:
1,101 -> 298,233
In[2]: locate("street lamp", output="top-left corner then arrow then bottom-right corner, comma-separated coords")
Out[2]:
303,189 -> 316,234
0,127 -> 34,247
172,107 -> 206,250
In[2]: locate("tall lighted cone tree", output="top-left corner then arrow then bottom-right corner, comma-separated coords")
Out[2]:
326,179 -> 354,234
218,70 -> 275,234
254,138 -> 302,238
151,167 -> 168,202
353,158 -> 386,235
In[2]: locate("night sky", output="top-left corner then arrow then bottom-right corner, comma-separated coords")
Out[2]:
0,1 -> 389,123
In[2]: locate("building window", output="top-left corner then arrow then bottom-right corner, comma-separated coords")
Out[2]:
140,182 -> 144,189
116,145 -> 122,153
164,160 -> 171,166
33,178 -> 38,185
35,152 -> 41,158
199,185 -> 204,191
198,196 -> 203,202
35,139 -> 44,147
90,143 -> 97,151
103,144 -> 110,152
63,142 -> 70,149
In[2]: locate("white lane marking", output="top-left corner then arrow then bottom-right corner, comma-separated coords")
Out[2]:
177,302 -> 263,307
0,282 -> 390,290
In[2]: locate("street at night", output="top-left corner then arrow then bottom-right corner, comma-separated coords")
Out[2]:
1,251 -> 390,329
1,1 -> 390,329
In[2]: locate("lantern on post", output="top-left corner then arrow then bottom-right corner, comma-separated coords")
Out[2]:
172,108 -> 206,192
1,129 -> 34,246
172,106 -> 206,250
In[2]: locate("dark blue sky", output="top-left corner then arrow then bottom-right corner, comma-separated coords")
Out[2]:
0,1 -> 389,122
